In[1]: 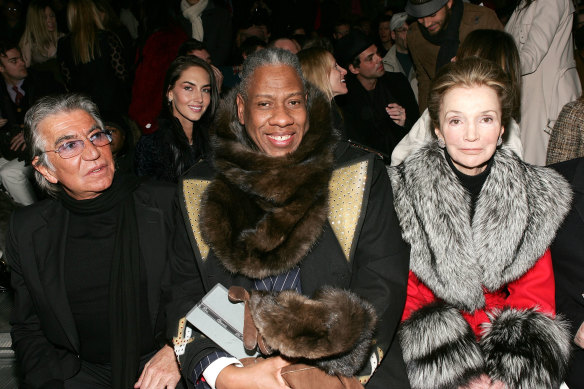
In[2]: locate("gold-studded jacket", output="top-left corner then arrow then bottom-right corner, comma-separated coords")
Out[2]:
166,86 -> 411,389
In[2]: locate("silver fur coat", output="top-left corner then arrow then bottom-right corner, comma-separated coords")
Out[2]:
389,143 -> 573,389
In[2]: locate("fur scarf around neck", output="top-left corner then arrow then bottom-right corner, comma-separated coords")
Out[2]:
201,87 -> 338,279
389,143 -> 572,312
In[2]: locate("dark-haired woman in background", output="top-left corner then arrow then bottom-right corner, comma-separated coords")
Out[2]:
134,55 -> 218,183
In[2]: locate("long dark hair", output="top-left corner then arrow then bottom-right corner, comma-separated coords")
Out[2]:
457,29 -> 522,123
160,55 -> 219,178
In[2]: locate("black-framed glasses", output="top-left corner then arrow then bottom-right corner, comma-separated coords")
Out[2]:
43,130 -> 113,159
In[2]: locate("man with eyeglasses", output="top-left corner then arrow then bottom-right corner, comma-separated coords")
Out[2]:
405,0 -> 502,113
382,13 -> 418,103
7,94 -> 186,389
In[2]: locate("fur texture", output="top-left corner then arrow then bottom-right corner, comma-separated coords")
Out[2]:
481,308 -> 572,388
200,86 -> 338,279
249,287 -> 377,377
389,143 -> 573,312
399,303 -> 485,389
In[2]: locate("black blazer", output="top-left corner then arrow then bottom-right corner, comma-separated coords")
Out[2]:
167,143 -> 411,388
7,180 -> 176,389
551,157 -> 584,389
335,72 -> 420,160
0,71 -> 64,160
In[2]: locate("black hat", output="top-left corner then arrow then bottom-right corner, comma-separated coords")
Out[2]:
405,0 -> 449,18
334,31 -> 374,69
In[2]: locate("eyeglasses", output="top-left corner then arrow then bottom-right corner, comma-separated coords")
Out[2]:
43,130 -> 112,159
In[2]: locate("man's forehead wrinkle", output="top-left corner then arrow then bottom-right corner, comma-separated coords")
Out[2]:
251,91 -> 304,99
51,125 -> 99,147
42,112 -> 99,144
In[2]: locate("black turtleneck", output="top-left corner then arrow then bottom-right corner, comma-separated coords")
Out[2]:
445,149 -> 494,218
64,200 -> 117,362
61,174 -> 155,364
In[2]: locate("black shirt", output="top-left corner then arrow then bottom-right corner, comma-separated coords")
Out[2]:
64,201 -> 156,363
446,149 -> 493,219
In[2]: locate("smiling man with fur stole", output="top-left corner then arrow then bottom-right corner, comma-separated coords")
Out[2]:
166,48 -> 411,389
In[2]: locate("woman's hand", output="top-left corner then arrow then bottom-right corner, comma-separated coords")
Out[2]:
216,356 -> 292,389
10,131 -> 26,151
386,103 -> 406,127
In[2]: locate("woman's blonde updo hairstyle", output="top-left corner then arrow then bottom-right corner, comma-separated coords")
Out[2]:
427,57 -> 514,133
298,47 -> 337,101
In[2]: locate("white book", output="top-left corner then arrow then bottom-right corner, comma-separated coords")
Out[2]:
186,283 -> 260,359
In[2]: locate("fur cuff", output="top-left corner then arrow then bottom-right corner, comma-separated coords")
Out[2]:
399,303 -> 485,389
480,307 -> 571,388
248,287 -> 376,376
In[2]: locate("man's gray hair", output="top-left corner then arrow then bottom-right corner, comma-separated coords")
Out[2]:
237,48 -> 307,100
24,94 -> 104,197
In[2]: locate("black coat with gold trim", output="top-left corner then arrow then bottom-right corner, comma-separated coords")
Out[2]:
166,87 -> 410,388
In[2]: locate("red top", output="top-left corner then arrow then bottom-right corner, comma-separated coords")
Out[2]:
401,249 -> 556,336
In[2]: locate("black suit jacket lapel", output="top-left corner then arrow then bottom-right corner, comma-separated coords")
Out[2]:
135,196 -> 167,326
34,204 -> 80,352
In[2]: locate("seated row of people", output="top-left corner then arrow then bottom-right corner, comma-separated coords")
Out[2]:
7,47 -> 583,389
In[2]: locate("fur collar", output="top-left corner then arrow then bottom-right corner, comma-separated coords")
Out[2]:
201,87 -> 338,279
389,143 -> 572,312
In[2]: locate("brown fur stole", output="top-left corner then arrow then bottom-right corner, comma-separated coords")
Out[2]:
201,87 -> 338,279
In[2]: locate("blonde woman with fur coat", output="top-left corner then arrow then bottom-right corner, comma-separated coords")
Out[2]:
389,58 -> 573,388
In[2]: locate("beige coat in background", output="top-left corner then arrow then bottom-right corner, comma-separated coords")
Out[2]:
506,0 -> 581,166
382,45 -> 419,102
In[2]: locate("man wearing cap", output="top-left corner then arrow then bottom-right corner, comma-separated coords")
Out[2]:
405,0 -> 502,112
335,31 -> 419,162
382,13 -> 418,102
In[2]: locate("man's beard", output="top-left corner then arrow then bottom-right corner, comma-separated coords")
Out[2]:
424,7 -> 451,36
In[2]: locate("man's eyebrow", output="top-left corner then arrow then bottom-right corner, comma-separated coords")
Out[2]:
53,124 -> 101,146
286,91 -> 305,98
253,91 -> 304,99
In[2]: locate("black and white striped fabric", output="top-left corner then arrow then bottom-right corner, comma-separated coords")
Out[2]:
193,267 -> 303,388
